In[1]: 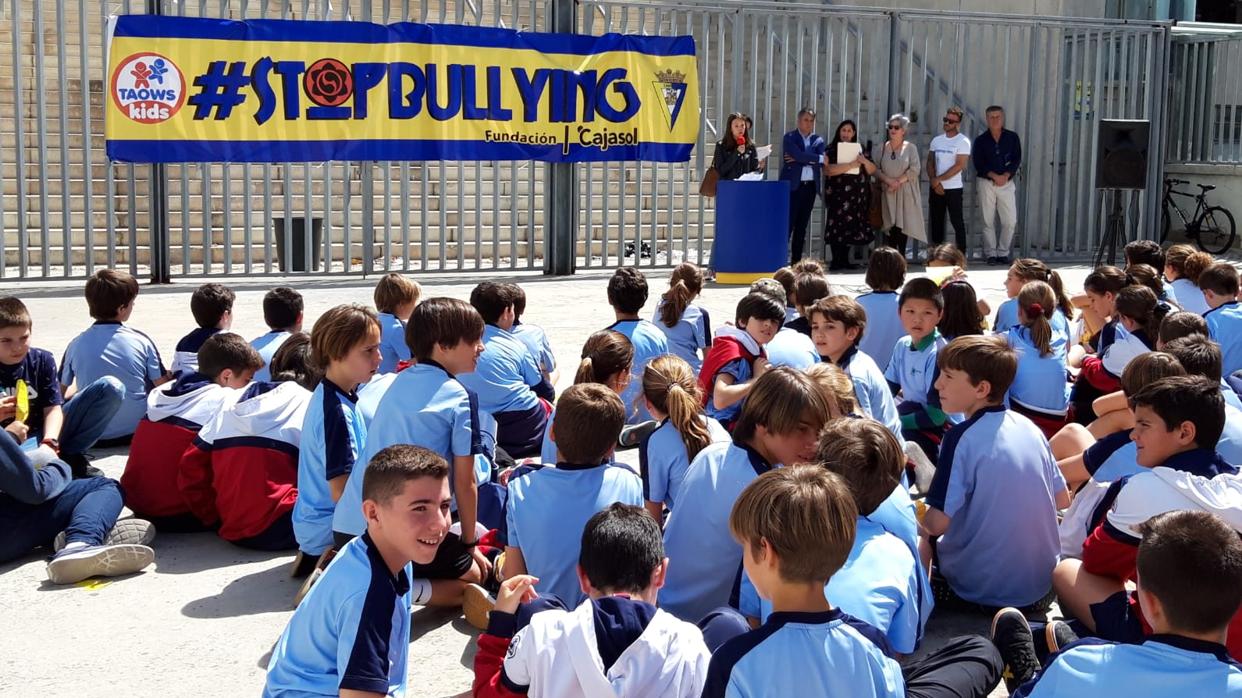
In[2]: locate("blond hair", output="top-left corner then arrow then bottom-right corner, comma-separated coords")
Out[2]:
642,355 -> 713,462
804,363 -> 857,417
373,273 -> 422,314
310,304 -> 380,370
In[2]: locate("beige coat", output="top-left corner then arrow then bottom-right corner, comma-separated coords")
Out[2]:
879,140 -> 926,242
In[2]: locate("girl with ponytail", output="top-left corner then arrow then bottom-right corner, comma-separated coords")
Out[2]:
1073,284 -> 1160,424
639,354 -> 730,522
1164,244 -> 1213,315
995,258 -> 1074,333
538,330 -> 634,463
653,263 -> 710,372
1006,281 -> 1070,437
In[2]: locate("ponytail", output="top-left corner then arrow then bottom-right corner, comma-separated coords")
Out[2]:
1013,258 -> 1073,319
1047,271 -> 1074,319
1017,281 -> 1056,357
643,355 -> 712,461
660,263 -> 704,328
576,330 -> 634,386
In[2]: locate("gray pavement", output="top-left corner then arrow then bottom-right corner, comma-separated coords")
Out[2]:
1,262 -> 1098,697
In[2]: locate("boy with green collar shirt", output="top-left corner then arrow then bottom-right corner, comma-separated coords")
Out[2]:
885,278 -> 951,460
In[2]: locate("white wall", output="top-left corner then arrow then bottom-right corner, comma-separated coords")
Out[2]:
1164,163 -> 1242,249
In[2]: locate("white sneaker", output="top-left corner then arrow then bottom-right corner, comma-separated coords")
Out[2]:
53,518 -> 155,552
46,544 -> 155,585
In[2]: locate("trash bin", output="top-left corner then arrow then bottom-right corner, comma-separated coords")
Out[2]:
274,217 -> 323,272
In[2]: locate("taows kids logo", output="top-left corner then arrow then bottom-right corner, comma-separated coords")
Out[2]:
111,52 -> 186,124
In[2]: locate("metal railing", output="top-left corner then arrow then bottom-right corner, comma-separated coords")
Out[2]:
1167,22 -> 1242,164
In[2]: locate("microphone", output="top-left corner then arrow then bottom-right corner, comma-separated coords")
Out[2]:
736,135 -> 746,146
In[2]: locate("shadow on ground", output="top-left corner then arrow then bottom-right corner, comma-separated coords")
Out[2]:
182,561 -> 296,619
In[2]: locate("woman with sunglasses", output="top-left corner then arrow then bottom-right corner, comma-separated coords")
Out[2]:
876,113 -> 925,256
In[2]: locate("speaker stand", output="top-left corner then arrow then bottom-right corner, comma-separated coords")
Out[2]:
1093,190 -> 1127,268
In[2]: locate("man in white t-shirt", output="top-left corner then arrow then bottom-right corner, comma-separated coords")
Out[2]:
927,106 -> 971,254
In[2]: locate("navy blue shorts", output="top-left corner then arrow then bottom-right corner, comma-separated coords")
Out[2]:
1089,590 -> 1145,644
495,403 -> 548,459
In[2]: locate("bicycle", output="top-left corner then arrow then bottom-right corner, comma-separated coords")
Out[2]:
1160,178 -> 1236,254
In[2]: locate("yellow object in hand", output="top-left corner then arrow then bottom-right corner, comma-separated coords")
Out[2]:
14,379 -> 29,423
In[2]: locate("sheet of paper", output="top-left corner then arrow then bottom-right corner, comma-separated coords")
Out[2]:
737,172 -> 765,181
756,144 -> 773,160
837,141 -> 862,175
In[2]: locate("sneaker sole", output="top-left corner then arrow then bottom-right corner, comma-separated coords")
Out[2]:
1045,621 -> 1074,655
54,518 -> 156,552
294,567 -> 322,608
46,544 -> 155,585
462,583 -> 495,632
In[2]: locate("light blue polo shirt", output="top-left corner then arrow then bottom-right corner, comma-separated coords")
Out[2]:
505,462 -> 643,605
764,328 -> 818,370
735,516 -> 924,654
701,609 -> 904,698
639,415 -> 731,509
293,378 -> 366,555
994,301 -> 1072,336
1006,324 -> 1070,415
251,330 -> 292,383
885,331 -> 948,408
926,405 -> 1066,607
1013,636 -> 1242,697
511,321 -> 556,375
335,360 -> 484,537
651,301 -> 711,374
1171,277 -> 1210,315
458,324 -> 542,416
375,312 -> 410,375
356,372 -> 398,427
856,291 -> 903,372
1207,301 -> 1242,379
58,320 -> 167,440
704,359 -> 751,426
837,347 -> 903,440
264,533 -> 412,697
607,318 -> 669,424
660,440 -> 775,622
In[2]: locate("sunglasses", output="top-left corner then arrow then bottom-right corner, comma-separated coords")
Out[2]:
888,125 -> 902,130
943,118 -> 960,124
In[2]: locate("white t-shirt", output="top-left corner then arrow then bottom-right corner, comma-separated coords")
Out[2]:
929,133 -> 971,189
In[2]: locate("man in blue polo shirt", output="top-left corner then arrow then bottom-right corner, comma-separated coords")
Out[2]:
971,106 -> 1022,265
457,282 -> 548,459
265,444 -> 453,697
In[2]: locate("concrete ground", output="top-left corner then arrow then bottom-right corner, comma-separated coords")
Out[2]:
1,261 -> 1099,697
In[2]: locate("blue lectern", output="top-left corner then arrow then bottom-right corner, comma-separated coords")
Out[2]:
713,179 -> 790,284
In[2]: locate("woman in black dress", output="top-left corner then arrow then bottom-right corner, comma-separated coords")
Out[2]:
822,119 -> 877,271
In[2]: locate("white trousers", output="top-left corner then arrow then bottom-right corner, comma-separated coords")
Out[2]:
979,179 -> 1017,257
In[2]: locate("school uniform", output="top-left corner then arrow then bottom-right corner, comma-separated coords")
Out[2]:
926,405 -> 1066,607
763,327 -> 818,370
701,609 -> 904,698
178,381 -> 309,548
292,378 -> 366,556
1171,277 -> 1211,315
336,360 -> 486,538
511,320 -> 557,377
607,319 -> 670,425
171,326 -> 221,377
784,306 -> 799,325
1074,322 -> 1152,423
699,327 -> 764,430
857,291 -> 903,372
1013,635 -> 1242,697
885,331 -> 950,458
473,596 -> 711,698
659,441 -> 775,622
250,330 -> 292,383
264,533 -> 413,697
993,299 -> 1072,335
458,324 -> 547,459
1208,301 -> 1242,378
121,372 -> 241,522
1007,323 -> 1071,424
505,462 -> 643,605
638,415 -> 730,510
652,301 -> 711,374
784,315 -> 812,338
355,371 -> 399,427
832,346 -> 903,441
734,516 -> 924,654
0,347 -> 125,460
59,320 -> 167,441
375,312 -> 410,375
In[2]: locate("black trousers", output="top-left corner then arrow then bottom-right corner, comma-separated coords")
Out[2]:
789,181 -> 818,263
929,187 -> 967,251
887,226 -> 909,256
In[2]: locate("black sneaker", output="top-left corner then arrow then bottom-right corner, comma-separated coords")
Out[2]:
1044,619 -> 1078,655
618,420 -> 659,449
991,607 -> 1041,693
985,256 -> 998,266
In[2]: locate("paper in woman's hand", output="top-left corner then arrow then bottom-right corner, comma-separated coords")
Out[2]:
756,144 -> 773,160
837,142 -> 862,175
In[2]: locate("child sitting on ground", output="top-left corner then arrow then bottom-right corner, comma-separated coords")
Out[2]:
59,269 -> 171,445
372,272 -> 420,374
937,280 -> 986,341
750,279 -> 818,370
1006,281 -> 1071,438
783,271 -> 830,337
251,287 -> 303,382
122,333 -> 260,530
472,503 -> 711,698
172,282 -> 235,376
660,367 -> 833,622
1072,279 -> 1162,423
458,282 -> 550,459
885,277 -> 950,459
1163,244 -> 1213,315
1203,261 -> 1242,377
652,262 -> 711,374
508,284 -> 558,391
500,384 -> 643,607
539,330 -> 633,464
808,295 -> 902,440
333,298 -> 490,608
771,266 -> 800,325
994,258 -> 1074,334
925,243 -> 990,318
923,335 -> 1070,612
857,247 -> 907,371
178,333 -> 319,551
0,296 -> 124,477
605,267 -> 669,428
264,445 -> 454,697
638,354 -> 730,522
698,292 -> 784,431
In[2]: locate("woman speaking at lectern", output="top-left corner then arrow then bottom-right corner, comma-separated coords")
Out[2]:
705,112 -> 765,277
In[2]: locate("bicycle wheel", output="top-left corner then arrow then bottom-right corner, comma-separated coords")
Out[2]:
1196,206 -> 1237,255
1161,205 -> 1171,244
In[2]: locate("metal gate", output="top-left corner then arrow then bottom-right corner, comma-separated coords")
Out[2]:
0,0 -> 1171,280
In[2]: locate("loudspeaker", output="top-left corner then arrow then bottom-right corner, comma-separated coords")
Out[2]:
1095,119 -> 1150,190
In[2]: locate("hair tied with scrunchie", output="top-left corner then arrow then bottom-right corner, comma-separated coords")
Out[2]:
1027,302 -> 1048,317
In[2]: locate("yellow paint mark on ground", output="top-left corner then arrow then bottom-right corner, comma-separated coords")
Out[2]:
75,579 -> 111,591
